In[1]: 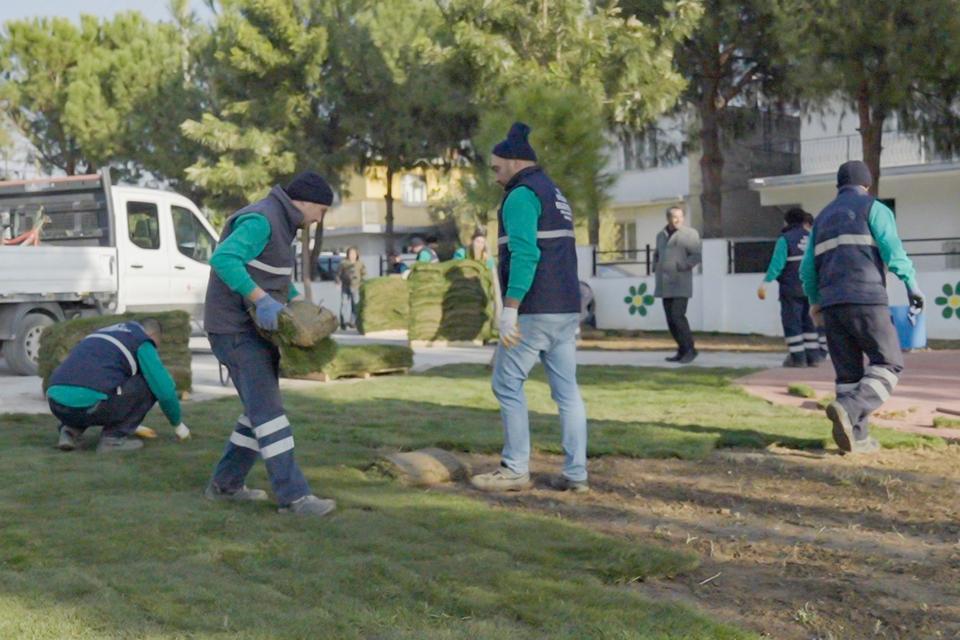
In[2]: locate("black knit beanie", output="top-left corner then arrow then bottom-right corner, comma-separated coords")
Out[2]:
837,161 -> 873,189
285,171 -> 334,205
492,122 -> 538,162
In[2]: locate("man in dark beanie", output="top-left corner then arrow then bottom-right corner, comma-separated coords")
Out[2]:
470,122 -> 588,494
202,171 -> 337,517
800,160 -> 924,454
758,207 -> 823,367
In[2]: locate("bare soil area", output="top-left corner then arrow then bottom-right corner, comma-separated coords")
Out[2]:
452,446 -> 960,639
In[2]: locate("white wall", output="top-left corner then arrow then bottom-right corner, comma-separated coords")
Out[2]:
589,239 -> 960,339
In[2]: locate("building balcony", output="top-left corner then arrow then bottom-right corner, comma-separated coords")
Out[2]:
800,131 -> 954,175
323,199 -> 436,235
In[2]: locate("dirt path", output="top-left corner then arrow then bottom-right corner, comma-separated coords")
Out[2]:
450,446 -> 960,639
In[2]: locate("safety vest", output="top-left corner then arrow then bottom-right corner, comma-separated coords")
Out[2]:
50,322 -> 154,394
778,223 -> 808,298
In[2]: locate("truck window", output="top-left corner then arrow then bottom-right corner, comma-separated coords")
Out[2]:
171,205 -> 215,263
128,202 -> 160,250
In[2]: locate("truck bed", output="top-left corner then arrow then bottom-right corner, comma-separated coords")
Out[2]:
0,245 -> 117,300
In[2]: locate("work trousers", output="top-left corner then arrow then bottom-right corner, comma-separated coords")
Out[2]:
662,297 -> 695,355
208,328 -> 311,505
823,304 -> 904,441
781,295 -> 825,364
49,374 -> 156,438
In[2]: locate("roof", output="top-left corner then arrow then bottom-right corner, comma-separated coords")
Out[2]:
749,160 -> 960,191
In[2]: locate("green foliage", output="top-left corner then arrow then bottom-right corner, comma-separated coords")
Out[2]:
932,416 -> 960,429
0,11 -> 205,189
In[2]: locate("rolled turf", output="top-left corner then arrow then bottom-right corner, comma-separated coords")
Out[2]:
357,276 -> 409,334
37,311 -> 192,393
407,260 -> 496,342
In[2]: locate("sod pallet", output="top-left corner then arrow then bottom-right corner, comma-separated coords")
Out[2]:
357,276 -> 409,334
407,260 -> 496,343
279,339 -> 413,382
38,311 -> 192,393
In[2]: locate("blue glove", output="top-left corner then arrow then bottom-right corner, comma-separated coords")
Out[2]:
254,295 -> 284,331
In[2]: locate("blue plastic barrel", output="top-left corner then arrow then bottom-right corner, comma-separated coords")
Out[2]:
889,305 -> 927,350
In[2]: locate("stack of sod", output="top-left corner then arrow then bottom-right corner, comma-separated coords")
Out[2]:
357,276 -> 409,334
38,311 -> 192,393
278,339 -> 413,381
407,260 -> 496,343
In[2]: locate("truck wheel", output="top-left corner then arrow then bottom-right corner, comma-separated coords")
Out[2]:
2,313 -> 55,376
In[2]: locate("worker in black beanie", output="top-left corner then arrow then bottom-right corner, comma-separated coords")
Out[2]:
202,170 -> 337,518
800,160 -> 924,455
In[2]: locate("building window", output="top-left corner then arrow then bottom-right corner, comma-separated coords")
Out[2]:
618,221 -> 638,253
402,174 -> 427,205
127,201 -> 160,250
620,128 -> 683,171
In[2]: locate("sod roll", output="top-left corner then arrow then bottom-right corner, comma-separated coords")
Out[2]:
261,300 -> 338,347
279,339 -> 413,381
357,276 -> 409,334
38,311 -> 192,393
407,260 -> 496,342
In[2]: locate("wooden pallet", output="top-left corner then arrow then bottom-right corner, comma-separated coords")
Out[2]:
409,339 -> 486,349
295,367 -> 410,383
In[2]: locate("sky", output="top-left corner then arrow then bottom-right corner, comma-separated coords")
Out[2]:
0,0 -> 213,25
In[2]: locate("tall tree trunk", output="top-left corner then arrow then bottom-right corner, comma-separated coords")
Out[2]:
698,91 -> 724,239
384,165 -> 396,254
310,219 -> 324,280
857,88 -> 884,197
587,188 -> 600,246
300,225 -> 314,303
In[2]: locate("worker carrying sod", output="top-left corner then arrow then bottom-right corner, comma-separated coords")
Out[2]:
203,171 -> 336,518
470,122 -> 589,494
800,160 -> 924,455
48,319 -> 189,453
758,208 -> 826,368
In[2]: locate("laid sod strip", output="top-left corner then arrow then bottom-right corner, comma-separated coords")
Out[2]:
37,311 -> 192,393
0,409 -> 747,639
932,416 -> 960,429
407,260 -> 496,342
787,383 -> 816,399
357,276 -> 409,334
279,339 -> 414,381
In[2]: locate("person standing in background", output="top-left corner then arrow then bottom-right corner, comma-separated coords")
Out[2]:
337,246 -> 366,329
653,206 -> 702,363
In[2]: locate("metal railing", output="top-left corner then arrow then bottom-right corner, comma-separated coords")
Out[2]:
592,245 -> 653,276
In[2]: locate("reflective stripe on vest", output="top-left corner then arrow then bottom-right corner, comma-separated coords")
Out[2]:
246,258 -> 293,276
814,234 -> 876,256
83,334 -> 138,376
498,229 -> 577,245
786,255 -> 803,262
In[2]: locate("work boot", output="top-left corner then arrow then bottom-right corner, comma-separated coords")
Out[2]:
549,475 -> 590,494
678,349 -> 699,364
96,435 -> 144,453
470,466 -> 532,492
57,425 -> 81,451
664,353 -> 682,362
783,353 -> 806,368
204,482 -> 269,502
806,354 -> 824,368
825,401 -> 855,453
280,494 -> 337,518
850,436 -> 881,455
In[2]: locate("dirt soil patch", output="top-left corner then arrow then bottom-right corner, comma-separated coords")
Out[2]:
449,446 -> 960,639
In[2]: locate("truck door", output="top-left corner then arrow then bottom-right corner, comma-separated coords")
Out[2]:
168,203 -> 217,316
119,199 -> 172,310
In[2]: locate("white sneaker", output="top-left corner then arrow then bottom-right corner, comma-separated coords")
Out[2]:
470,466 -> 532,492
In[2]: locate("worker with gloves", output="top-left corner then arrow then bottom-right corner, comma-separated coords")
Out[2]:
470,122 -> 588,494
800,160 -> 923,455
203,171 -> 336,518
48,318 -> 189,453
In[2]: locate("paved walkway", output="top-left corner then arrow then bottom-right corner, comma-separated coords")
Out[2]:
736,350 -> 960,441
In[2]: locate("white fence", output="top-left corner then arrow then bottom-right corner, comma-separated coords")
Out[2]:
588,239 -> 960,340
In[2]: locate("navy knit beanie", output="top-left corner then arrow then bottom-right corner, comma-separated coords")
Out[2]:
492,122 -> 538,162
285,171 -> 334,205
837,161 -> 873,189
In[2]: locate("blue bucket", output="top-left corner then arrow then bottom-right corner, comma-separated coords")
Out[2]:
889,305 -> 927,350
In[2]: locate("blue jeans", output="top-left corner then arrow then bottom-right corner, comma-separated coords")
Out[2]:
208,328 -> 311,505
340,287 -> 359,328
491,313 -> 588,481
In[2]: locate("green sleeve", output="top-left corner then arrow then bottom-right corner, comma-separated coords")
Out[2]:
868,201 -> 918,290
800,225 -> 820,304
287,283 -> 300,301
47,385 -> 107,408
503,187 -> 542,301
416,249 -> 433,263
208,214 -> 272,298
452,247 -> 466,260
137,343 -> 181,426
764,236 -> 788,283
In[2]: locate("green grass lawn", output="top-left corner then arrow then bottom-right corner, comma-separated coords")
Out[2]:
0,365 -> 943,639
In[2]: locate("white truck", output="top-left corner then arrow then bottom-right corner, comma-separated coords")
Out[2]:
0,170 -> 218,375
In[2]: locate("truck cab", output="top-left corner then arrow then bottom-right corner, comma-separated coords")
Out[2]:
0,170 -> 218,375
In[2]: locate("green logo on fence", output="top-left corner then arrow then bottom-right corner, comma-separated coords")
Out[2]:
935,281 -> 960,320
624,283 -> 655,316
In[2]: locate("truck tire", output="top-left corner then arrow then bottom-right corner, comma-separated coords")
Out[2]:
2,312 -> 55,376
